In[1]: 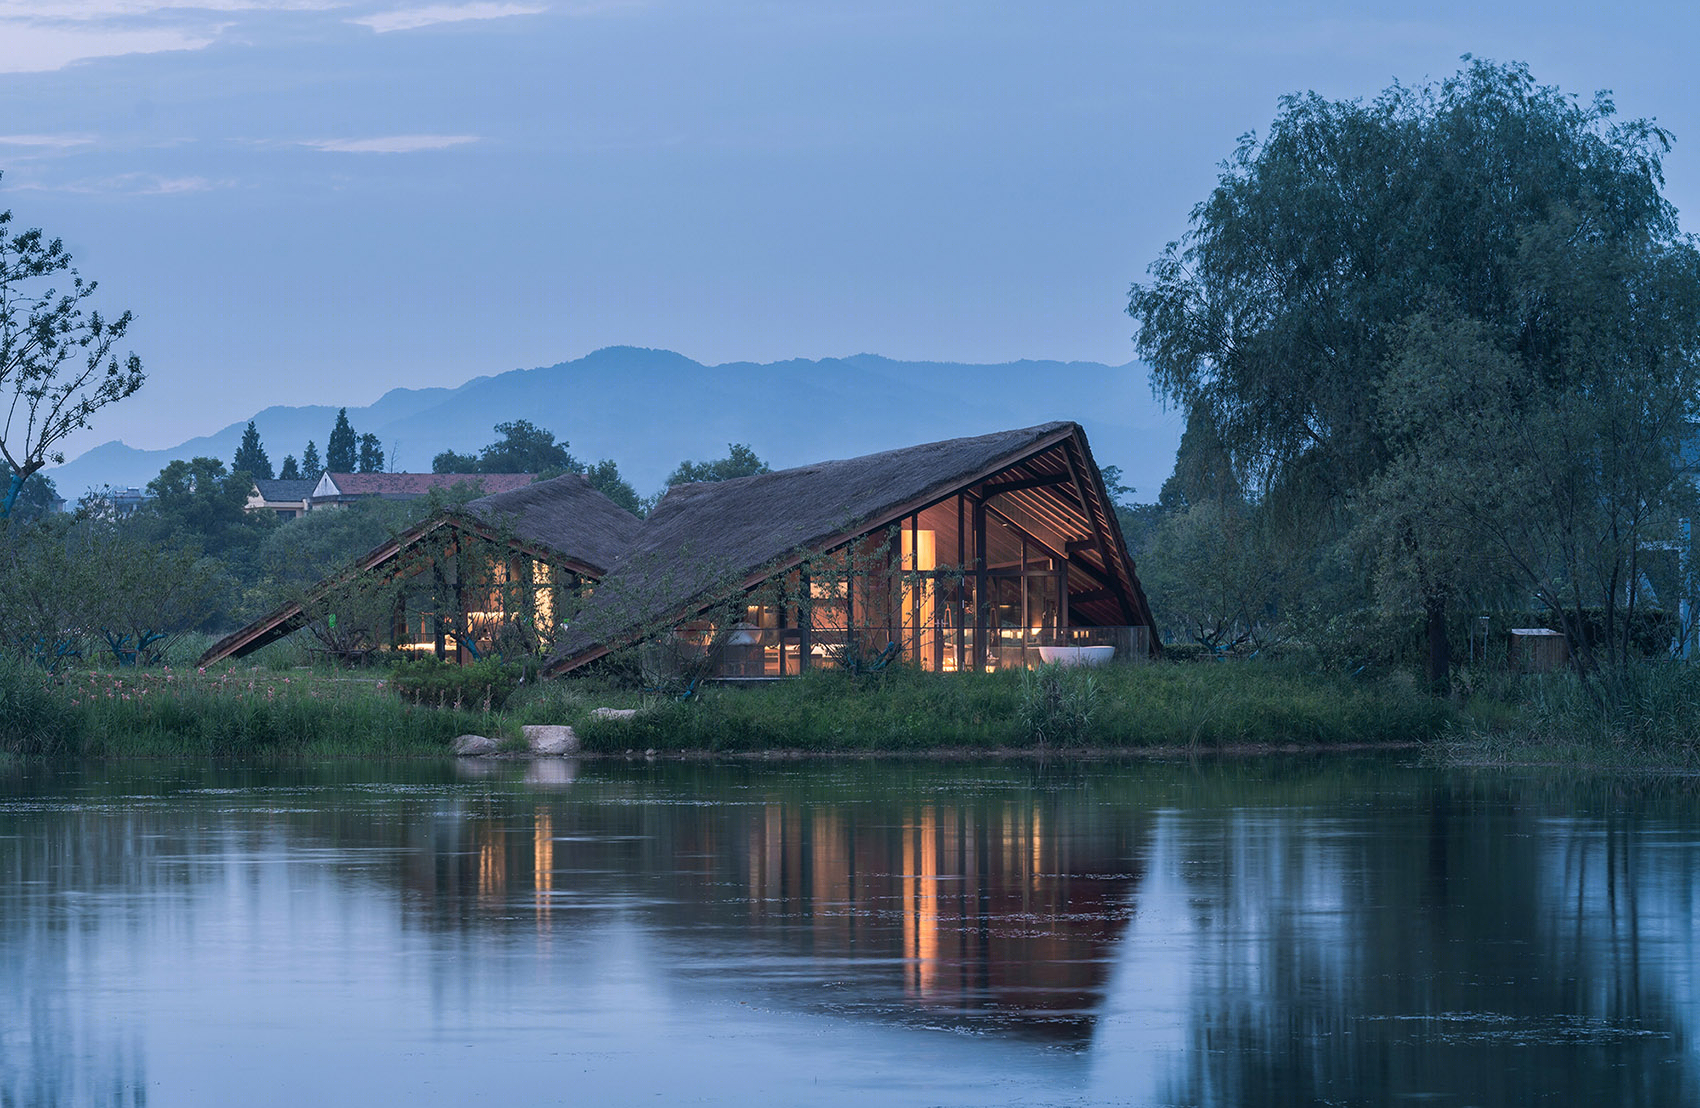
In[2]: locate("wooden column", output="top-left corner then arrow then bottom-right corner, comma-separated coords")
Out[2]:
972,495 -> 987,672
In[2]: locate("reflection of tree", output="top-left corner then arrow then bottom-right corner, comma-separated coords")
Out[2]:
1158,775 -> 1700,1107
11,761 -> 1700,1105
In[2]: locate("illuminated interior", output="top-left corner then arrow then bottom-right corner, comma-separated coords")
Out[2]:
388,546 -> 580,661
692,444 -> 1149,678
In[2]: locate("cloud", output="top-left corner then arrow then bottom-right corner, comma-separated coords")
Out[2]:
48,172 -> 233,194
0,0 -> 342,72
0,22 -> 218,73
0,0 -> 337,18
0,133 -> 98,147
301,134 -> 480,153
349,2 -> 543,32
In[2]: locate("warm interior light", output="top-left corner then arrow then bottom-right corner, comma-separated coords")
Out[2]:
901,528 -> 936,667
533,561 -> 555,630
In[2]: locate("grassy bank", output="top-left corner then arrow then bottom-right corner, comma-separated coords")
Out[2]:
1437,661 -> 1700,771
19,651 -> 1693,767
0,655 -> 1456,759
543,662 -> 1453,754
1,661 -> 495,759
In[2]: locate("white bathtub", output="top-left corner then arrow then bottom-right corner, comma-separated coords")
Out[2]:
1035,645 -> 1115,667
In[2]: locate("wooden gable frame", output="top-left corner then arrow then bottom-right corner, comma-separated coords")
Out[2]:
197,511 -> 608,666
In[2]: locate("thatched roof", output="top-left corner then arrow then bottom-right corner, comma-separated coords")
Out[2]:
318,472 -> 537,500
197,473 -> 640,666
545,421 -> 1156,673
464,472 -> 643,577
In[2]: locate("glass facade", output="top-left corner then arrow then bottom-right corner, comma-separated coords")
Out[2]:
684,483 -> 1147,678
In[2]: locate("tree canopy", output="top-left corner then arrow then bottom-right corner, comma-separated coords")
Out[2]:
326,409 -> 357,472
357,432 -> 384,474
1128,57 -> 1700,683
0,175 -> 145,517
233,420 -> 273,480
434,420 -> 575,475
664,443 -> 770,486
300,440 -> 321,477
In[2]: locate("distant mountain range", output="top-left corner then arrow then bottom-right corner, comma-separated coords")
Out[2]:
45,347 -> 1183,503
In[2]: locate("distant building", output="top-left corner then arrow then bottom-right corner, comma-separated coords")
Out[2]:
307,472 -> 537,510
246,478 -> 318,519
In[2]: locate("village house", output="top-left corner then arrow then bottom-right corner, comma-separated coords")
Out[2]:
245,478 -> 318,519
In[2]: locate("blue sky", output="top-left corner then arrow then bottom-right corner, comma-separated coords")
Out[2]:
3,0 -> 1697,461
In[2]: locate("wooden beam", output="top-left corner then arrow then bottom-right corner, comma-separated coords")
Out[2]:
982,473 -> 1073,497
1060,438 -> 1138,625
1068,588 -> 1114,605
1065,539 -> 1095,555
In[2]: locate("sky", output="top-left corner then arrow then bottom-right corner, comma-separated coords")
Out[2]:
3,0 -> 1698,462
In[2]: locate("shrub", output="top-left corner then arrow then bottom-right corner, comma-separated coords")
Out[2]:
1018,663 -> 1098,745
389,657 -> 521,711
0,656 -> 74,755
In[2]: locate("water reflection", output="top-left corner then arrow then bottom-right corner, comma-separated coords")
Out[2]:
2,760 -> 1699,1106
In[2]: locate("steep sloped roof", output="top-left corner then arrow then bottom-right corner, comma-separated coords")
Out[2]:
545,421 -> 1154,672
464,472 -> 643,577
197,473 -> 640,666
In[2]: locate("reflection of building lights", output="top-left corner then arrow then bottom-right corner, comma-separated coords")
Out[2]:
1031,810 -> 1043,890
478,830 -> 506,901
534,808 -> 553,928
903,808 -> 940,999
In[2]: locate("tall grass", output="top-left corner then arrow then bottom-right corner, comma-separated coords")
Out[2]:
6,655 -> 1456,760
0,657 -> 75,756
1441,661 -> 1700,769
34,665 -> 491,758
571,661 -> 1452,754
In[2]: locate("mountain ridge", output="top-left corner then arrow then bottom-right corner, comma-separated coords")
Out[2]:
46,346 -> 1182,502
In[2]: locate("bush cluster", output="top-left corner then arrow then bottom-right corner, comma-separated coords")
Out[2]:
1018,664 -> 1098,745
388,656 -> 521,711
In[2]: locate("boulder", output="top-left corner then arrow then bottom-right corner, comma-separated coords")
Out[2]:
590,707 -> 640,721
453,734 -> 500,756
523,724 -> 580,755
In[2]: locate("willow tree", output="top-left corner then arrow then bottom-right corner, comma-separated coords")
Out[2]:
1129,58 -> 1700,688
0,175 -> 144,517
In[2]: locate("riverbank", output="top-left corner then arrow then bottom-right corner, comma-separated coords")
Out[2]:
2,658 -> 1450,759
5,655 -> 1696,770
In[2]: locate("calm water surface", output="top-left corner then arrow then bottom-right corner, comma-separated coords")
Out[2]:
2,756 -> 1697,1106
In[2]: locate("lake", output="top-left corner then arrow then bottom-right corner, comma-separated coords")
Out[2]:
3,757 -> 1697,1106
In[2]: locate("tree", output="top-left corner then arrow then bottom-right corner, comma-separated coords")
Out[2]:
141,456 -> 271,558
1128,57 -> 1699,688
326,409 -> 357,472
232,420 -> 273,480
301,440 -> 322,477
0,175 -> 145,517
477,419 -> 575,473
0,460 -> 58,521
357,432 -> 384,474
432,449 -> 478,474
278,455 -> 301,481
665,443 -> 769,486
582,457 -> 642,515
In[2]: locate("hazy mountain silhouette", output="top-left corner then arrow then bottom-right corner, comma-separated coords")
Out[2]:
47,347 -> 1181,502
